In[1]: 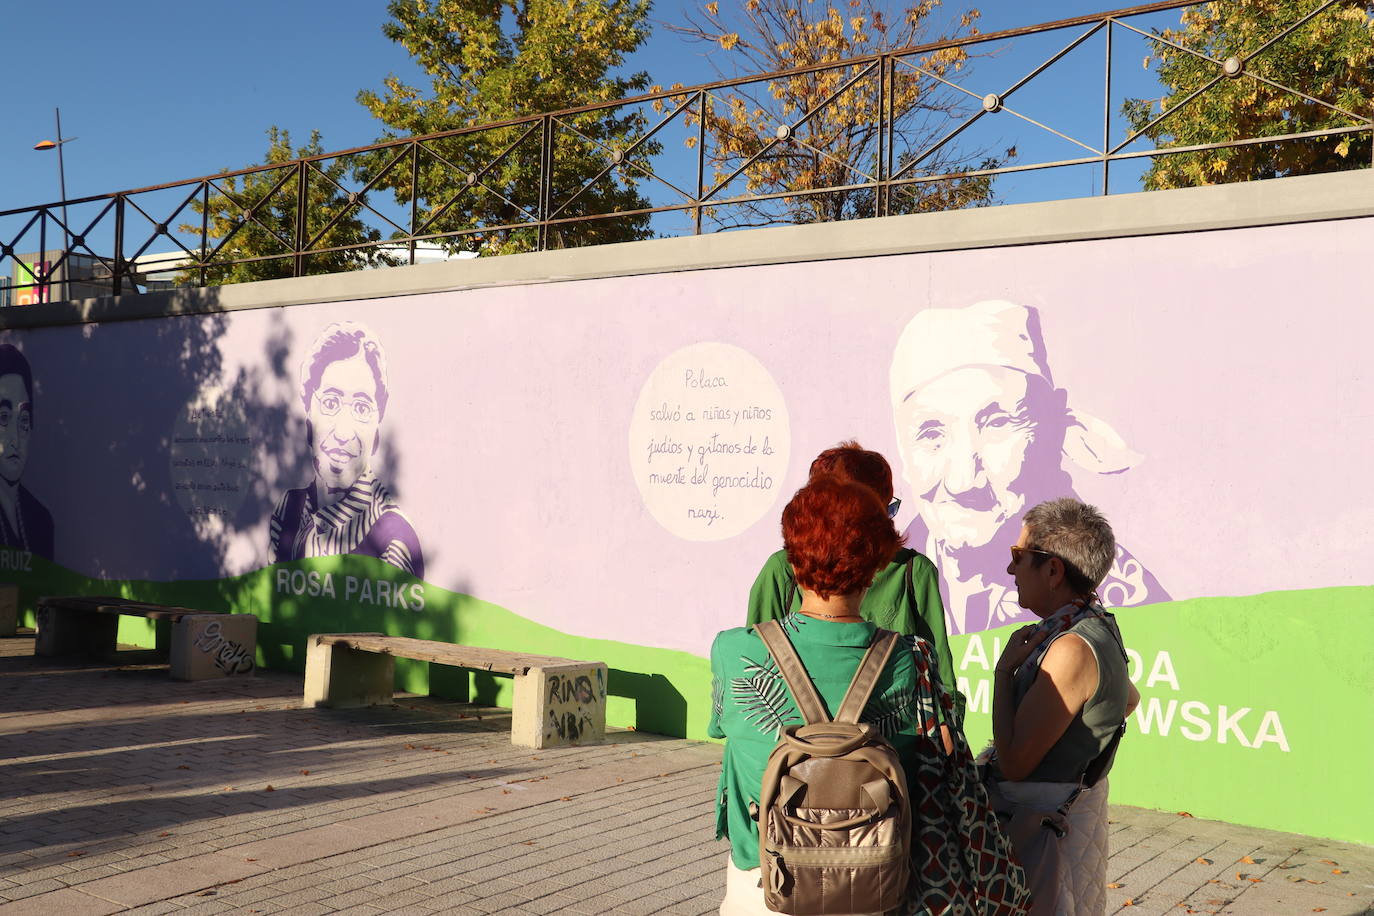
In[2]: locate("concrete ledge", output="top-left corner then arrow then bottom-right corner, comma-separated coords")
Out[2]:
2,169 -> 1369,330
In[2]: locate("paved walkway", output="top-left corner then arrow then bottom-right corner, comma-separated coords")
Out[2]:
1,632 -> 1370,916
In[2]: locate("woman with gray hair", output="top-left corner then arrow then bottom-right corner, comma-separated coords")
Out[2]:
984,498 -> 1140,915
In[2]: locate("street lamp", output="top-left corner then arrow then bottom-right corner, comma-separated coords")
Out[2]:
33,108 -> 77,304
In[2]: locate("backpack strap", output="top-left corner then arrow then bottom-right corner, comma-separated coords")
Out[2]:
755,619 -> 830,725
835,629 -> 900,725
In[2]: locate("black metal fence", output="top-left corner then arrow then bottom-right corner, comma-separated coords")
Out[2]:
1,0 -> 1369,304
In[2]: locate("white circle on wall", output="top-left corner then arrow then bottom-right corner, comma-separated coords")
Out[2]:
170,387 -> 253,538
629,342 -> 790,541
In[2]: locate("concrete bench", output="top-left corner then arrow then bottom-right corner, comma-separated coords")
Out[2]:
35,595 -> 257,680
303,633 -> 608,749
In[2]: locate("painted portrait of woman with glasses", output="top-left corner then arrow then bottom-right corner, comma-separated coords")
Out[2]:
268,321 -> 424,578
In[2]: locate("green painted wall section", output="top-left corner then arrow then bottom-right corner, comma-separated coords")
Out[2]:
951,587 -> 1373,846
13,555 -> 1369,844
14,555 -> 711,740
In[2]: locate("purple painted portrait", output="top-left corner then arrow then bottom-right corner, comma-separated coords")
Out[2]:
269,322 -> 424,578
889,300 -> 1166,634
0,344 -> 54,560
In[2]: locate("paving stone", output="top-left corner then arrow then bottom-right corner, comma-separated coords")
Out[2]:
322,888 -> 387,909
3,637 -> 1372,916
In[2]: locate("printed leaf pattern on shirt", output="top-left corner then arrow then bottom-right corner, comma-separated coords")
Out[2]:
861,689 -> 915,739
711,674 -> 724,722
779,611 -> 805,636
732,655 -> 799,738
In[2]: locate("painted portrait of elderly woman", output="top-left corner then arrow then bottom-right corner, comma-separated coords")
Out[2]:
889,300 -> 1166,635
269,322 -> 424,579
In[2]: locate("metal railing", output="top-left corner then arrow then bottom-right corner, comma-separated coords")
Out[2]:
1,0 -> 1369,303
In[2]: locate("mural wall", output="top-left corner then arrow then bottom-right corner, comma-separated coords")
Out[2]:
2,215 -> 1370,844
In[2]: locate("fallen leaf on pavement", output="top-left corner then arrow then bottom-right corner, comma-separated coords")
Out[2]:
1107,883 -> 1123,889
1312,908 -> 1326,913
1194,858 -> 1212,865
159,832 -> 171,837
1122,898 -> 1135,906
1239,855 -> 1256,864
1177,811 -> 1193,817
264,785 -> 274,792
66,851 -> 84,857
1320,859 -> 1338,866
1330,869 -> 1345,874
299,770 -> 309,775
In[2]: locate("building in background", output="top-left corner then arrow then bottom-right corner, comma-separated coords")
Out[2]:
1,243 -> 474,306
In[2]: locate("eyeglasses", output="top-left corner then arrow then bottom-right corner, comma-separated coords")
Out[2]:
313,391 -> 378,423
887,497 -> 901,519
1009,545 -> 1056,565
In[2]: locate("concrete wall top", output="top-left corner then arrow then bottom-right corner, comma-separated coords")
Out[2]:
2,168 -> 1370,330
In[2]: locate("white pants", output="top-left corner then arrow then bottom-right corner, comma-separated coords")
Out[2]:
719,858 -> 773,916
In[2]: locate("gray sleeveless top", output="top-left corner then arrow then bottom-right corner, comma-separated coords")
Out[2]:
1012,613 -> 1130,783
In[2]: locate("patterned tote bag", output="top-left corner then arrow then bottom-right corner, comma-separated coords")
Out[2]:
902,636 -> 1031,915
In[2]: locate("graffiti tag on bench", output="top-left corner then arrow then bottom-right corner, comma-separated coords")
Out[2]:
545,667 -> 606,744
193,620 -> 256,675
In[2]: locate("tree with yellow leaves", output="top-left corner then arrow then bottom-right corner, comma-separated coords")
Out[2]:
358,0 -> 656,254
667,0 -> 1010,227
1123,0 -> 1373,189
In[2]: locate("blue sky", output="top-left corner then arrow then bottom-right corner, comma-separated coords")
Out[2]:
2,1 -> 1192,232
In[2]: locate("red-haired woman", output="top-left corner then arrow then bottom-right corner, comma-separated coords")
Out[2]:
710,475 -> 926,915
746,442 -> 963,746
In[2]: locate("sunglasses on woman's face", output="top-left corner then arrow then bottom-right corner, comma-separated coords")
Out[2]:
887,498 -> 901,519
1009,545 -> 1056,564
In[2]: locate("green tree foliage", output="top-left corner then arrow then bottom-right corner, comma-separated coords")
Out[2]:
1124,0 -> 1374,189
665,0 -> 1010,227
357,0 -> 655,254
179,127 -> 389,286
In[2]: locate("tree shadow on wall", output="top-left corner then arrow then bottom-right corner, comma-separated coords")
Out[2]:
11,292 -> 407,587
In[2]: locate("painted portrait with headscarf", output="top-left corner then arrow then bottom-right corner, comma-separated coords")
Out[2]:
889,300 -> 1167,634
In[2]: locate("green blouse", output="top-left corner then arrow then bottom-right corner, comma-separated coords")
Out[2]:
746,547 -> 965,723
709,613 -> 941,870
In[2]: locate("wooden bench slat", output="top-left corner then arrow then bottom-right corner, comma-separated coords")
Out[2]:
316,634 -> 593,676
39,596 -> 209,620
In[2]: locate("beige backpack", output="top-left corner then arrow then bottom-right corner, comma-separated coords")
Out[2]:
754,620 -> 911,915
